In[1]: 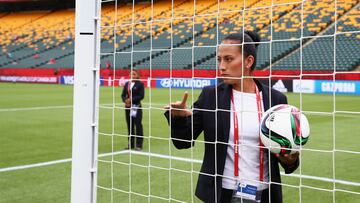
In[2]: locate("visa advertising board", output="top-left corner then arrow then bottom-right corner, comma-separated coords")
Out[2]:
60,76 -> 104,86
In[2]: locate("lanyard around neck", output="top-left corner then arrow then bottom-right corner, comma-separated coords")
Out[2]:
127,82 -> 132,97
230,85 -> 264,181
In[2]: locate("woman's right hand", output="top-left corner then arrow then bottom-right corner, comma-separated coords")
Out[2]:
164,91 -> 192,118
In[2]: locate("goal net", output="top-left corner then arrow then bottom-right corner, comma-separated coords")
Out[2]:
72,0 -> 360,202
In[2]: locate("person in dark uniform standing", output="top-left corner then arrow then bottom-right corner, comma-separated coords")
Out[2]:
122,70 -> 145,150
164,31 -> 299,203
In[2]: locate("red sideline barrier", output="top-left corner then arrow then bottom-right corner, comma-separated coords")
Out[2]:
253,70 -> 360,80
0,68 -> 56,76
100,69 -> 217,78
104,69 -> 360,80
1,68 -> 359,81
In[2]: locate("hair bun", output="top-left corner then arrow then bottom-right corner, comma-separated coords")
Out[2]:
245,30 -> 261,48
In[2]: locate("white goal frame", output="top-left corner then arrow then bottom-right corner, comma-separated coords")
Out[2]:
69,0 -> 360,202
70,0 -> 101,202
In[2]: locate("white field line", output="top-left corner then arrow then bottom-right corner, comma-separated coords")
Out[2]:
2,104 -> 360,120
0,158 -> 72,172
0,105 -> 73,112
0,102 -> 166,112
0,150 -> 359,187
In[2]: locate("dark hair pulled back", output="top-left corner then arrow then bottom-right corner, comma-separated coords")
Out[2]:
223,30 -> 261,70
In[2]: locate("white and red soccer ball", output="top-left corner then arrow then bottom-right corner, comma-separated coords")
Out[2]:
260,104 -> 310,155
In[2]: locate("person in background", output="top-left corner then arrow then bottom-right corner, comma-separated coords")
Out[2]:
121,70 -> 145,151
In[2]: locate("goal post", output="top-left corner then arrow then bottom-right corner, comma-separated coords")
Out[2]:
71,0 -> 101,202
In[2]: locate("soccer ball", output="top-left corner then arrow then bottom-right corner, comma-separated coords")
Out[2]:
260,104 -> 310,155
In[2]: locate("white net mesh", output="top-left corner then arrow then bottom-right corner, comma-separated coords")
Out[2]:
97,0 -> 360,202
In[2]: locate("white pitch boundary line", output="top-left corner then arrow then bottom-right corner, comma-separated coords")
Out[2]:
0,157 -> 72,172
0,151 -> 127,172
0,105 -> 73,112
0,102 -> 166,112
2,104 -> 360,120
0,150 -> 359,187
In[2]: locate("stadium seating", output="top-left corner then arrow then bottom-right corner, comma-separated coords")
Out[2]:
0,9 -> 75,68
0,0 -> 359,71
100,0 -> 220,69
256,0 -> 359,69
273,3 -> 360,71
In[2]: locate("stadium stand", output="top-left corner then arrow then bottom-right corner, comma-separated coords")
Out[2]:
258,0 -> 359,70
0,0 -> 359,71
0,9 -> 75,68
273,3 -> 360,71
0,11 -> 51,56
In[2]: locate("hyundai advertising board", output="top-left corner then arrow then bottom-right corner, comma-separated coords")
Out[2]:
156,78 -> 217,89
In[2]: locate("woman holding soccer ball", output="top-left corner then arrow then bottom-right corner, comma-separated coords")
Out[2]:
165,31 -> 299,203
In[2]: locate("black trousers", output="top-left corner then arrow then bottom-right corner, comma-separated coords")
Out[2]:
220,188 -> 269,203
125,108 -> 143,148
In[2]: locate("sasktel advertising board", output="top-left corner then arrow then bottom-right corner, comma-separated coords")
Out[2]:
156,78 -> 217,89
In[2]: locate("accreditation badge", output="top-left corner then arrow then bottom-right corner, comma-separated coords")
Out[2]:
130,104 -> 139,117
232,182 -> 257,201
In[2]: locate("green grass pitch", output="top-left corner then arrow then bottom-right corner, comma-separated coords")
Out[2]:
0,83 -> 359,203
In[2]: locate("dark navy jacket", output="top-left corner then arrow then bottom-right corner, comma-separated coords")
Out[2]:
121,80 -> 144,106
165,80 -> 299,203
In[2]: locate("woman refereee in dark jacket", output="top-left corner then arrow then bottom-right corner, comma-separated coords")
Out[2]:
165,31 -> 299,203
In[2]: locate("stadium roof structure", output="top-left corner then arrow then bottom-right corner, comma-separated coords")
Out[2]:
0,0 -> 74,11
